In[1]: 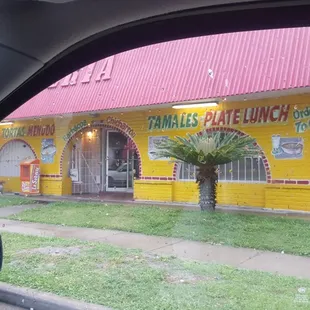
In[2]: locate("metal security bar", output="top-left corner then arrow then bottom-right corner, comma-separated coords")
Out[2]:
71,129 -> 101,194
178,157 -> 266,183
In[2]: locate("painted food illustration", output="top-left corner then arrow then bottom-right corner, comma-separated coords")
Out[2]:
41,144 -> 57,156
281,142 -> 303,155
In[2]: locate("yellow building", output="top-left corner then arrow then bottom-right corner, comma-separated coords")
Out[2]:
1,30 -> 310,211
1,95 -> 310,211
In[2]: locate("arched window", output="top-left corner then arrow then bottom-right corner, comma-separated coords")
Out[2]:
0,140 -> 35,177
178,156 -> 267,183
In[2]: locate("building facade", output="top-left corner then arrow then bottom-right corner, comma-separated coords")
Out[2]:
1,28 -> 310,211
1,94 -> 310,210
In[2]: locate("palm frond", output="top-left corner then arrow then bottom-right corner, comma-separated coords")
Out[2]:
153,130 -> 261,167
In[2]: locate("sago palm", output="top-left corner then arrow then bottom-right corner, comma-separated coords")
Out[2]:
154,130 -> 261,211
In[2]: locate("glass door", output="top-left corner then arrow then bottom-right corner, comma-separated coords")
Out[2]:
106,131 -> 134,192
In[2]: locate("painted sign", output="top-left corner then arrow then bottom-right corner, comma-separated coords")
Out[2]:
2,124 -> 55,139
106,116 -> 136,138
148,136 -> 169,160
293,106 -> 310,133
41,139 -> 56,164
30,164 -> 40,193
21,181 -> 30,193
148,113 -> 199,131
204,105 -> 290,127
271,135 -> 304,159
63,120 -> 88,142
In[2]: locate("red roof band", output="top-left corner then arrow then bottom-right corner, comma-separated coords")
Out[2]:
8,27 -> 310,119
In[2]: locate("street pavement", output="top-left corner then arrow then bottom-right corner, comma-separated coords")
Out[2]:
0,302 -> 25,309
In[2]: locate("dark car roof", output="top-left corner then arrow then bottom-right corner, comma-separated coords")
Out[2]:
1,0 -> 310,120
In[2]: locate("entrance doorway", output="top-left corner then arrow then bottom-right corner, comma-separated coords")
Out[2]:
106,131 -> 138,192
69,128 -> 139,196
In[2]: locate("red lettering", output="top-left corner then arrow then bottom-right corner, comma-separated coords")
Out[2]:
270,105 -> 280,122
226,110 -> 233,125
278,104 -> 289,122
46,125 -> 50,135
33,126 -> 38,136
211,112 -> 218,126
204,112 -> 213,125
243,109 -> 250,123
81,63 -> 96,83
50,124 -> 55,135
249,108 -> 259,123
233,109 -> 240,124
95,56 -> 114,81
218,111 -> 226,125
258,106 -> 270,123
40,126 -> 46,136
27,126 -> 33,136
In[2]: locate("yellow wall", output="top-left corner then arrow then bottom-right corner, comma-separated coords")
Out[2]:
2,177 -> 20,193
265,184 -> 310,211
134,180 -> 173,202
1,93 -> 310,210
171,182 -> 265,207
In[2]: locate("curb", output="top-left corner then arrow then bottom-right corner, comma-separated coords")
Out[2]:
32,195 -> 310,218
0,282 -> 111,310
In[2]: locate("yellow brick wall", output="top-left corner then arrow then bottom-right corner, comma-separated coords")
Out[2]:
1,177 -> 20,193
217,183 -> 266,207
62,177 -> 72,196
172,181 -> 265,207
134,180 -> 172,202
172,182 -> 198,204
1,92 -> 310,210
265,185 -> 310,211
40,178 -> 63,196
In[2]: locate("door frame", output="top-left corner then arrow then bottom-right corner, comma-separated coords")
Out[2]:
105,130 -> 133,193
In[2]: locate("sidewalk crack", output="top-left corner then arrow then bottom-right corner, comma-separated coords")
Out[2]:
148,240 -> 184,252
238,251 -> 262,266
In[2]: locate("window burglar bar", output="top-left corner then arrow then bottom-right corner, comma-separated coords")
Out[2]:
178,157 -> 266,183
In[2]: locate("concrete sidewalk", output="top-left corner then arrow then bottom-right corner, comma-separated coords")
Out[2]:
0,204 -> 41,218
1,219 -> 310,279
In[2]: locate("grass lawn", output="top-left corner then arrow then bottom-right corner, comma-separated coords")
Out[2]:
1,232 -> 310,310
0,195 -> 36,207
8,201 -> 310,256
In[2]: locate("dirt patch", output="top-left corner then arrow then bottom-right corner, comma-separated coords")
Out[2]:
142,253 -> 220,284
8,260 -> 56,273
18,246 -> 82,256
143,253 -> 177,269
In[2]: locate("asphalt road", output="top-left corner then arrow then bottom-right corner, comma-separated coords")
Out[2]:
0,302 -> 25,309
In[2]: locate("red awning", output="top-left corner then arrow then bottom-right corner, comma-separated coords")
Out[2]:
8,27 -> 310,119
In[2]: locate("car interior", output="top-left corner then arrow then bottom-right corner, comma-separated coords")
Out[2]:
0,0 -> 309,308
